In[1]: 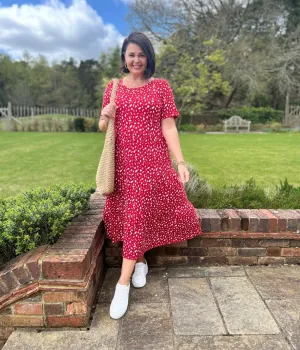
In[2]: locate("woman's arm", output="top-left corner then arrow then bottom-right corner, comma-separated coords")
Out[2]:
161,117 -> 184,163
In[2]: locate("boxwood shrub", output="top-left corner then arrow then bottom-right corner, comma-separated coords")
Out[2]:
0,183 -> 95,265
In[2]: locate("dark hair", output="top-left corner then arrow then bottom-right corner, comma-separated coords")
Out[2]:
121,32 -> 155,79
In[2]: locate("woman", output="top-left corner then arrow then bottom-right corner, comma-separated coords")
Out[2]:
99,32 -> 202,319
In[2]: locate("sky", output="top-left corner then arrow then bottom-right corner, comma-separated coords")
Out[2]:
0,0 -> 134,62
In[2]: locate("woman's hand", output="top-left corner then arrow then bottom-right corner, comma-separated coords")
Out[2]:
178,164 -> 189,184
101,102 -> 117,120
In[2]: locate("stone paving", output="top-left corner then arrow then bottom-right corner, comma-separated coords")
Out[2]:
3,265 -> 300,350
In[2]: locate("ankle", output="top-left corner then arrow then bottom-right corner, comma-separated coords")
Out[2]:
137,256 -> 145,263
118,278 -> 130,286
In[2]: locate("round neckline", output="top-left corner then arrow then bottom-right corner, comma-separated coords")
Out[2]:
120,77 -> 155,90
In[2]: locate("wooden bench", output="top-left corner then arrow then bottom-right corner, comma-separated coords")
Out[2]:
222,115 -> 251,132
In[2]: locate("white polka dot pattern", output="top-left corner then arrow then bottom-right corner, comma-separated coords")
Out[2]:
102,78 -> 202,260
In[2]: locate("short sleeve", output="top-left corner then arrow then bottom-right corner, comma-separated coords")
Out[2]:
101,80 -> 113,109
161,79 -> 179,120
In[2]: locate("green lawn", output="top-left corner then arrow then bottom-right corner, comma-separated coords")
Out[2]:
1,131 -> 300,198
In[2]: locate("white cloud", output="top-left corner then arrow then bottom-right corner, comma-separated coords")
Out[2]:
0,0 -> 125,62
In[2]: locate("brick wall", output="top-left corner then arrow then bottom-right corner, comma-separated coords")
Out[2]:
105,209 -> 300,267
0,192 -> 106,344
1,192 -> 300,344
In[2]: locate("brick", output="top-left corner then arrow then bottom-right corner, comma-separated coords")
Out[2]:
105,247 -> 123,257
105,256 -> 122,267
46,315 -> 87,327
187,256 -> 204,265
252,209 -> 269,232
266,247 -> 281,256
282,248 -> 300,257
258,257 -> 286,265
0,327 -> 14,340
0,281 -> 9,298
228,256 -> 258,265
200,238 -> 231,247
57,234 -> 95,244
285,257 -> 300,264
166,240 -> 188,247
216,210 -> 230,231
207,247 -> 237,256
244,239 -> 264,248
72,214 -> 102,222
231,239 -> 246,248
0,269 -> 19,291
14,303 -> 43,315
260,209 -> 278,232
43,291 -> 84,303
259,239 -> 289,247
289,240 -> 300,247
42,254 -> 90,280
25,293 -> 42,302
146,246 -> 165,256
44,303 -> 64,315
201,257 -> 229,265
25,245 -> 48,280
179,247 -> 208,256
105,239 -> 122,248
65,302 -> 87,315
0,316 -> 43,327
45,247 -> 90,256
0,307 -> 12,315
269,210 -> 288,231
224,209 -> 241,231
64,226 -> 99,234
7,251 -> 33,285
187,237 -> 203,247
238,248 -> 266,256
146,256 -> 188,267
164,246 -> 181,255
207,210 -> 222,231
236,210 -> 260,231
198,209 -> 211,232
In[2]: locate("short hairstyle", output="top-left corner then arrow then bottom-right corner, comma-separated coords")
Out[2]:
121,32 -> 155,79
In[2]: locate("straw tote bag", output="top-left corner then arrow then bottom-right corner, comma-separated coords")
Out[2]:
96,78 -> 119,196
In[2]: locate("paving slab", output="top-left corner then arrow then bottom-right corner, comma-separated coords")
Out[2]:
117,303 -> 173,350
166,266 -> 245,278
210,277 -> 280,335
266,299 -> 300,349
174,335 -> 290,350
169,278 -> 225,335
245,265 -> 300,299
2,305 -> 119,350
98,267 -> 169,304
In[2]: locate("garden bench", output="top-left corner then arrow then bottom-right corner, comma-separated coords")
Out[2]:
222,115 -> 251,132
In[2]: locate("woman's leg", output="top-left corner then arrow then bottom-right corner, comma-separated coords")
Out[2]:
118,258 -> 137,285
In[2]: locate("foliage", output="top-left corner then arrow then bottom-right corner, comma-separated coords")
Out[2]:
216,107 -> 284,124
0,184 -> 95,264
73,117 -> 86,132
174,162 -> 300,210
179,124 -> 197,132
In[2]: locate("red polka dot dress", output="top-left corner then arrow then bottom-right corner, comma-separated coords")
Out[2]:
102,77 -> 202,260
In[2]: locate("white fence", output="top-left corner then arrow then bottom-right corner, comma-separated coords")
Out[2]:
0,103 -> 100,118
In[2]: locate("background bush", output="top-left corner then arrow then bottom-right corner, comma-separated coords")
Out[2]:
173,162 -> 300,209
0,183 -> 95,264
216,107 -> 284,124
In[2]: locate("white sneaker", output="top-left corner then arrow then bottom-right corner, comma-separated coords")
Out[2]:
132,259 -> 148,288
109,282 -> 130,319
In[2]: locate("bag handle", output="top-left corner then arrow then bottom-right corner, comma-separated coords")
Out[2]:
110,78 -> 119,104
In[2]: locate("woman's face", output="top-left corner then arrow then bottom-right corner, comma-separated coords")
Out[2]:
124,43 -> 147,77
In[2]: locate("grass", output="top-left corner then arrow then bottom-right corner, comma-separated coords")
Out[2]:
1,131 -> 300,198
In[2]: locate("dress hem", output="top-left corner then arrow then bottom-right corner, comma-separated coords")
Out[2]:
105,229 -> 203,260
